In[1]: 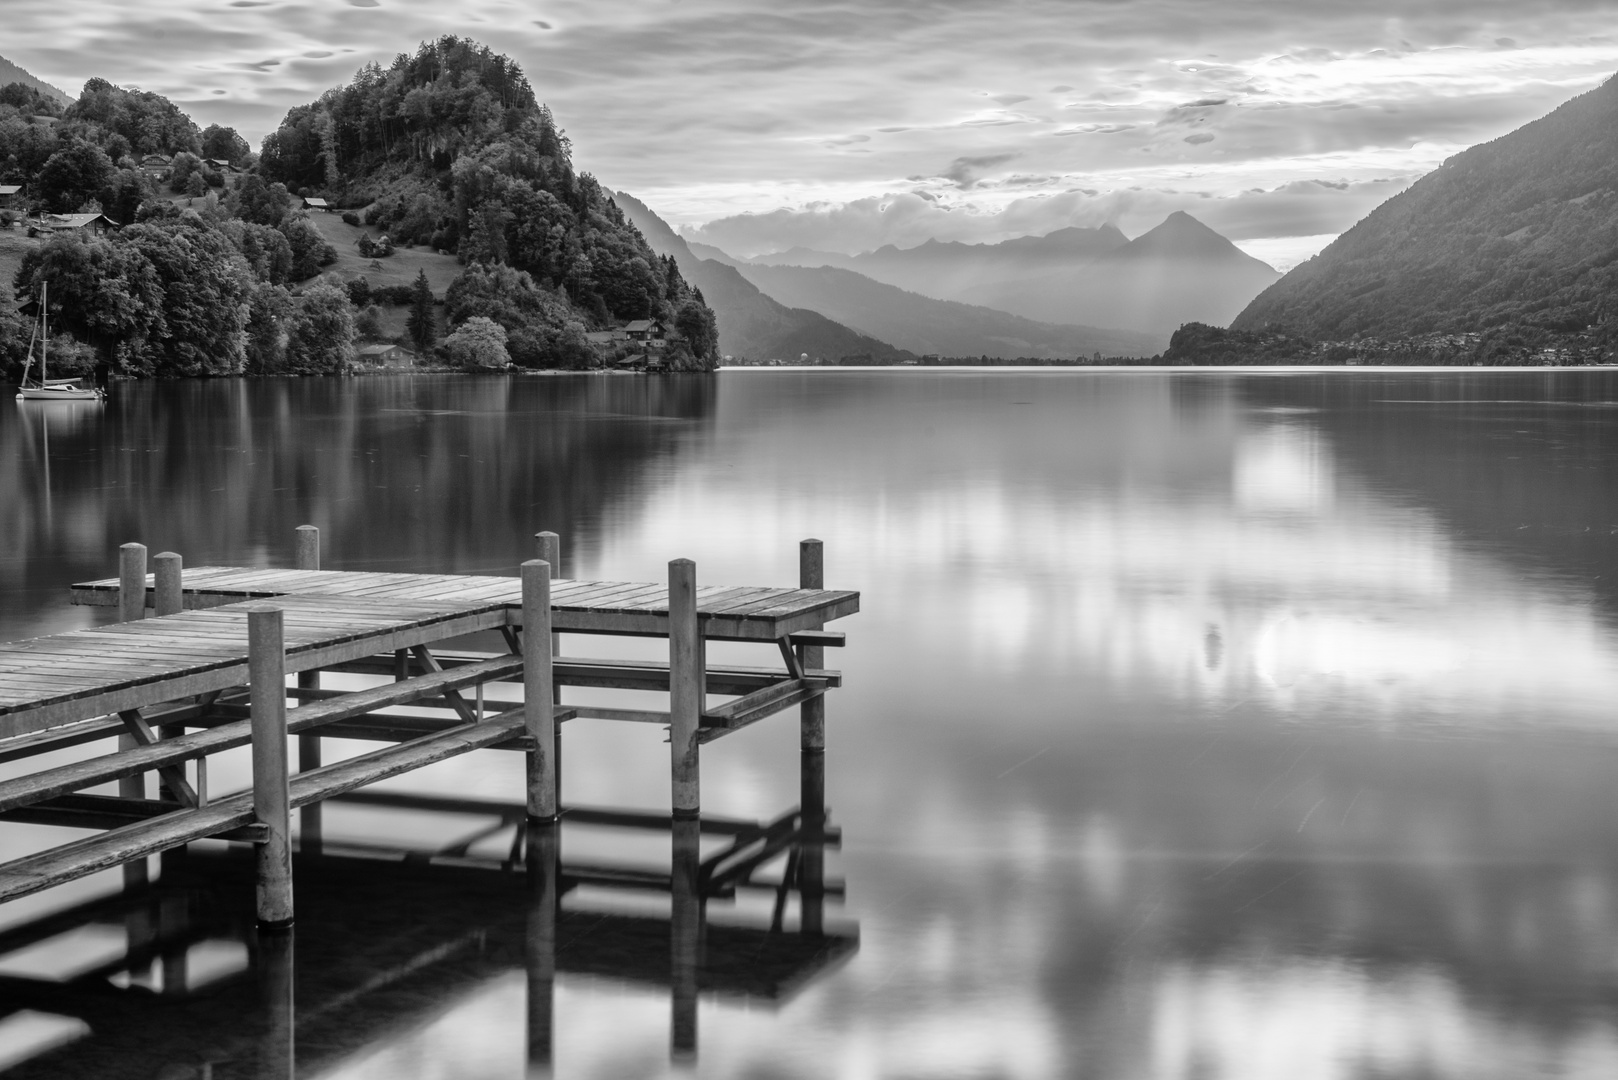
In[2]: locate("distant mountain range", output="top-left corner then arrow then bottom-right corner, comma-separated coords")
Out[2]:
706,212 -> 1279,344
0,55 -> 71,104
611,191 -> 912,363
731,262 -> 1159,358
1234,72 -> 1618,343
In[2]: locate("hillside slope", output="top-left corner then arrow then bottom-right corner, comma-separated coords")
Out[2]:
612,191 -> 911,362
0,55 -> 71,104
1233,73 -> 1618,340
735,262 -> 1159,358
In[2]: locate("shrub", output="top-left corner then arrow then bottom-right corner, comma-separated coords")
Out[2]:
342,211 -> 361,227
443,316 -> 509,368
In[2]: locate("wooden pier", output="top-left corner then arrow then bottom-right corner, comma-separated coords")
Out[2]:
0,529 -> 858,929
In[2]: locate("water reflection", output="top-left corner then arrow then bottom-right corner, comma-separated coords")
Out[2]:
6,370 -> 1618,1076
0,754 -> 848,1078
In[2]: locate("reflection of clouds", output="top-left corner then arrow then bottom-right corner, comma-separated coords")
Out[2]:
1152,960 -> 1618,1080
602,405 -> 1618,724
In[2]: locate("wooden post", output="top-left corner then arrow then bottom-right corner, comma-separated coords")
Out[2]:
799,750 -> 826,937
526,822 -> 559,1073
118,543 -> 151,886
534,531 -> 563,804
250,606 -> 293,929
294,527 -> 322,855
668,559 -> 701,818
256,929 -> 295,1080
522,560 -> 556,821
153,552 -> 183,617
799,539 -> 825,752
670,816 -> 702,1061
118,542 -> 147,623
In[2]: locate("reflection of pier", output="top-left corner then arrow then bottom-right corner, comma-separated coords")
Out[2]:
0,755 -> 853,1075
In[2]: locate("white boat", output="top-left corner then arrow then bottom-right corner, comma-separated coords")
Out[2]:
14,282 -> 103,402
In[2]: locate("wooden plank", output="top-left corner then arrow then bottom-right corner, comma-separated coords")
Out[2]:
699,681 -> 827,744
569,706 -> 672,725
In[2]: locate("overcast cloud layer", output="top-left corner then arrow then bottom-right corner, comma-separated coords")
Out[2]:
6,1 -> 1618,266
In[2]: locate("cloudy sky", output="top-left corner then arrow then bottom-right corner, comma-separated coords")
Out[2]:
6,1 -> 1618,267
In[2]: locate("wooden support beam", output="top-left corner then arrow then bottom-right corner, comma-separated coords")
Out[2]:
116,710 -> 197,807
0,708 -> 530,905
410,645 -> 477,723
522,560 -> 556,821
699,679 -> 828,744
250,606 -> 293,928
668,559 -> 700,818
0,654 -> 524,814
326,654 -> 843,693
0,794 -> 266,839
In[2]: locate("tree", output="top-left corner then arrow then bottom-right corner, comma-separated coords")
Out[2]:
674,298 -> 718,365
119,216 -> 253,375
227,173 -> 293,227
354,304 -> 383,340
167,151 -> 204,194
279,214 -> 337,280
244,283 -> 293,374
200,124 -> 250,165
36,139 -> 115,213
406,269 -> 435,353
14,233 -> 163,365
284,278 -> 355,373
444,315 -> 509,368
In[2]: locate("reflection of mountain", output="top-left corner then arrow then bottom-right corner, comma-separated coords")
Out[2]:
0,375 -> 719,640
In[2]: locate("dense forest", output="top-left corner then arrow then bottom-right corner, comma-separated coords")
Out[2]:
0,37 -> 718,380
1232,71 -> 1618,361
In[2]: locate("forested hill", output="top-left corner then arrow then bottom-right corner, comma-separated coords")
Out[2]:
0,56 -> 70,106
261,37 -> 718,370
1233,72 -> 1618,346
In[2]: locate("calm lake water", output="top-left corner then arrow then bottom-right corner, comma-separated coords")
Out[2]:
4,368 -> 1618,1078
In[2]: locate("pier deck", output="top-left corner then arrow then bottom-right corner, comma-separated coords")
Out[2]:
0,533 -> 856,921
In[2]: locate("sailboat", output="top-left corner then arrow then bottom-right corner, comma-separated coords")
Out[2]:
15,282 -> 103,402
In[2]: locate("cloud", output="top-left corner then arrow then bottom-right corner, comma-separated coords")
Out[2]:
2,0 -> 1615,254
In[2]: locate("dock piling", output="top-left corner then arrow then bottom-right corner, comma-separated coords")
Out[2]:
522,560 -> 556,821
534,531 -> 563,802
668,559 -> 701,818
798,540 -> 825,752
118,543 -> 147,623
153,553 -> 183,617
670,815 -> 702,1060
250,605 -> 294,928
294,527 -> 323,854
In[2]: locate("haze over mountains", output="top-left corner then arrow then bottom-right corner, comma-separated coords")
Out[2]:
611,192 -> 911,363
1234,72 -> 1618,345
0,56 -> 69,105
713,212 -> 1280,345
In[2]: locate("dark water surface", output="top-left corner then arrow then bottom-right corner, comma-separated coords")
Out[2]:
4,369 -> 1618,1077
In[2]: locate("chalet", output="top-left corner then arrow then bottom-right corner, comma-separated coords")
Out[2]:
27,212 -> 118,237
206,159 -> 237,174
302,196 -> 332,212
0,185 -> 21,207
623,319 -> 661,342
615,353 -> 648,370
357,343 -> 412,366
138,154 -> 171,178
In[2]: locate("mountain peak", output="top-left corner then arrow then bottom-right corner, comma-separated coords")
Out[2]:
1109,211 -> 1271,268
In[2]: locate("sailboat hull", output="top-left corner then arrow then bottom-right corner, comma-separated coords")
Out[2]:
16,385 -> 103,401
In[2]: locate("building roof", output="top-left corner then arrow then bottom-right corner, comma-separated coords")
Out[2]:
40,213 -> 115,230
0,185 -> 20,196
303,197 -> 330,208
357,343 -> 405,356
623,319 -> 658,333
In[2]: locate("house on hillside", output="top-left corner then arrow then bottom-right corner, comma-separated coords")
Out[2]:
357,343 -> 413,367
205,159 -> 237,174
27,212 -> 118,237
302,196 -> 331,212
138,154 -> 171,179
623,319 -> 661,342
0,185 -> 21,216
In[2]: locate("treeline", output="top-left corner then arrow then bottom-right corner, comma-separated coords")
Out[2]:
1163,321 -> 1618,366
259,36 -> 717,370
